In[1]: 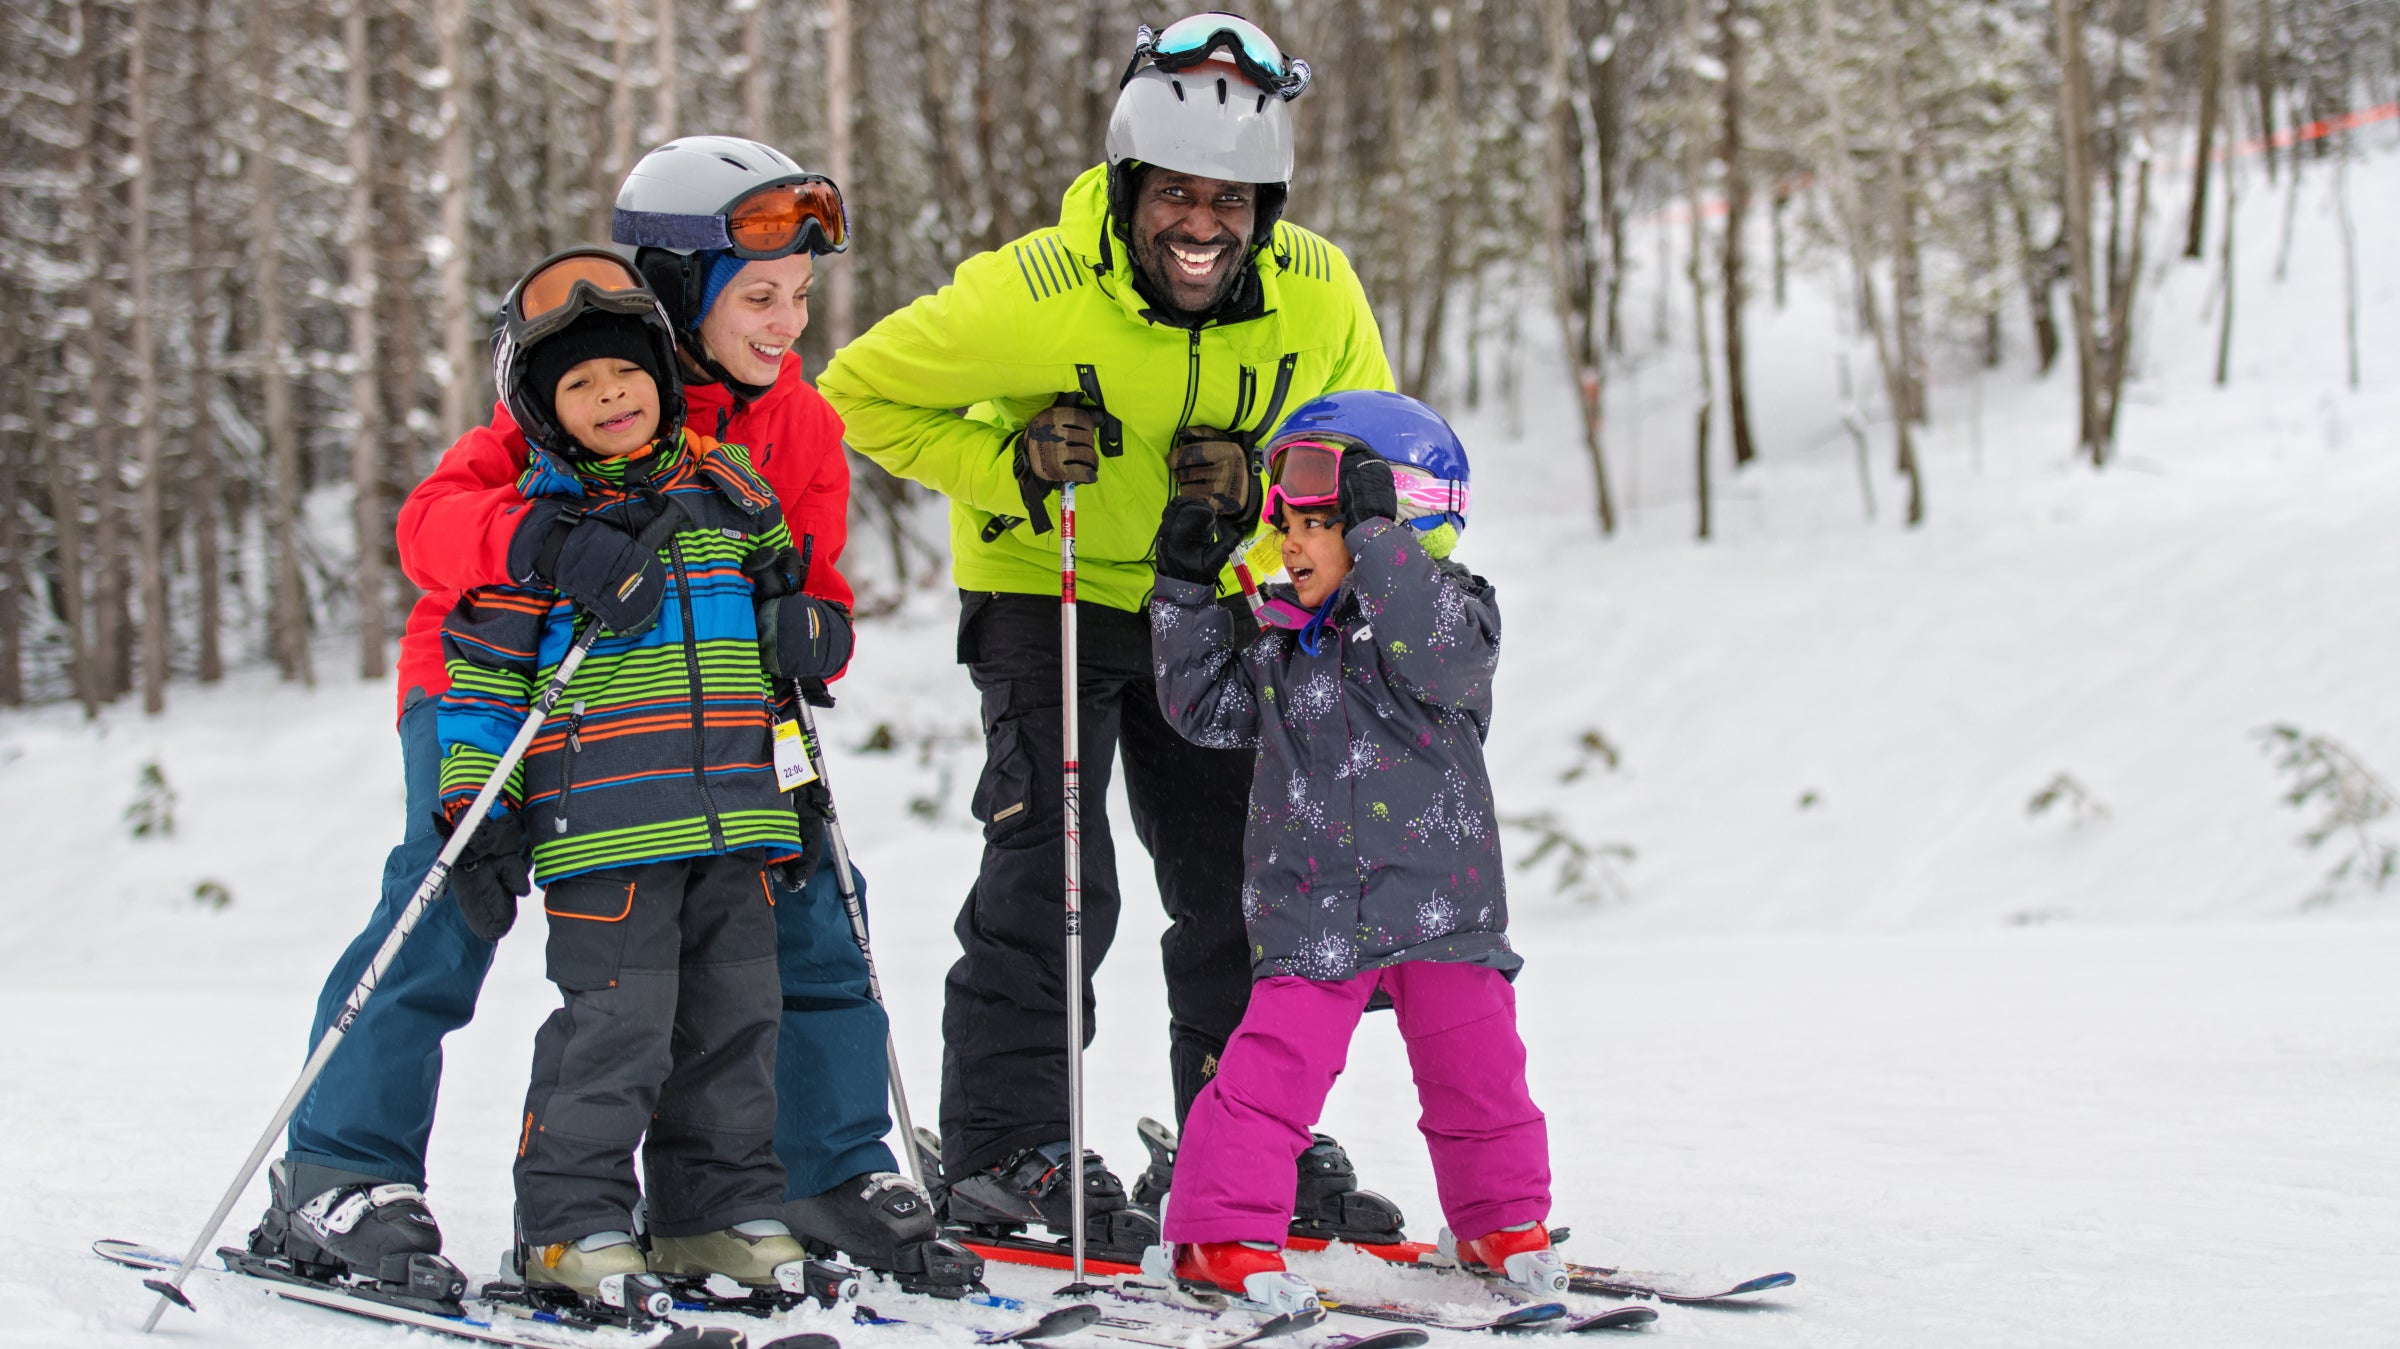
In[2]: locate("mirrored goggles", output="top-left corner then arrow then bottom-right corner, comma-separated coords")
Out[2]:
505,250 -> 659,347
1126,14 -> 1312,101
1263,436 -> 1346,523
613,175 -> 849,259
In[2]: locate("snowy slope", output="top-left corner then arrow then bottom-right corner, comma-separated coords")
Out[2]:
3,151 -> 2397,1347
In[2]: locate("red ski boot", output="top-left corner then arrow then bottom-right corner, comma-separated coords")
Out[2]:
1155,1241 -> 1319,1315
1450,1222 -> 1568,1296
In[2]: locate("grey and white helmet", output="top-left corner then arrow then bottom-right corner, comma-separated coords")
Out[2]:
1105,60 -> 1296,248
613,135 -> 847,340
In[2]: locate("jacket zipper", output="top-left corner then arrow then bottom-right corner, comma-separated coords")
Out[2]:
666,532 -> 727,852
551,699 -> 586,836
1174,329 -> 1203,435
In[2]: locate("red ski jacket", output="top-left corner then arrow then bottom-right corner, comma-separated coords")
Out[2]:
393,354 -> 854,721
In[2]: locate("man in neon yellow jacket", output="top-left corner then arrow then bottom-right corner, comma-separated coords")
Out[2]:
818,16 -> 1402,1260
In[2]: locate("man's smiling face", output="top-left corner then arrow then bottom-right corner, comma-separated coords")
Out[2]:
1129,169 -> 1258,317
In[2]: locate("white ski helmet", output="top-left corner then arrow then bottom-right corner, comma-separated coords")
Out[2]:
612,135 -> 847,338
1105,16 -> 1307,248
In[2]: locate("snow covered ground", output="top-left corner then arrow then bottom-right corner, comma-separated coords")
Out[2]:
3,149 -> 2396,1347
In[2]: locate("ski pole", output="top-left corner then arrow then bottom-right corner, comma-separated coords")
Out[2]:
789,692 -> 926,1192
1059,477 -> 1089,1290
140,618 -> 607,1333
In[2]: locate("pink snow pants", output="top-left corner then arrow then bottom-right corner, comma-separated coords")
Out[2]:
1160,960 -> 1549,1246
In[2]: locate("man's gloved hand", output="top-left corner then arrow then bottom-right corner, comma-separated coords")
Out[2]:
762,594 -> 855,681
509,501 -> 668,637
434,806 -> 530,943
1011,400 -> 1103,531
1170,426 -> 1255,517
1154,494 -> 1249,586
1337,448 -> 1399,533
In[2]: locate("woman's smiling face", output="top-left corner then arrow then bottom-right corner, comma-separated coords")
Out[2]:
697,253 -> 814,385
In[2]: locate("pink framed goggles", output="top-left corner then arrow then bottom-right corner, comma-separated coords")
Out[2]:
1263,436 -> 1473,531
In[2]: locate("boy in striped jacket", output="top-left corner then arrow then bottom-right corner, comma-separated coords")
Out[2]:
433,251 -> 853,1305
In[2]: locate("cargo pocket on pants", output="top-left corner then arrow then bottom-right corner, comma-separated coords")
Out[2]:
971,683 -> 1040,846
542,873 -> 637,991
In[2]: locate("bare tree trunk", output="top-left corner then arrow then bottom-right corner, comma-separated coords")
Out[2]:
2215,75 -> 2238,385
131,0 -> 168,714
1684,0 -> 1716,540
187,0 -> 223,685
1809,0 -> 1922,525
2255,0 -> 2279,184
251,0 -> 312,686
1541,0 -> 1615,535
1407,3 -> 1465,399
436,0 -> 477,441
0,303 -> 21,707
1720,0 -> 1757,467
55,4 -> 98,714
347,0 -> 386,680
593,0 -> 635,242
80,0 -> 128,704
2096,0 -> 2160,455
740,0 -> 766,137
1380,0 -> 1417,391
2003,172 -> 2063,373
2185,0 -> 2229,257
650,0 -> 677,143
2054,0 -> 2106,463
824,0 -> 856,347
1770,184 -> 1788,307
2334,124 -> 2359,390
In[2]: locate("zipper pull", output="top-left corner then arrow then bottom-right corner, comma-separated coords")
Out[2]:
566,700 -> 585,751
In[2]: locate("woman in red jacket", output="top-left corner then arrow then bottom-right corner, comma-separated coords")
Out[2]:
254,137 -> 975,1300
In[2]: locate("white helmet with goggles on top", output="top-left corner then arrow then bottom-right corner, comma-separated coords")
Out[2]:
1104,13 -> 1310,249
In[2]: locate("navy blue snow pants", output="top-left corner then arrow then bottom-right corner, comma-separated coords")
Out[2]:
285,689 -> 899,1202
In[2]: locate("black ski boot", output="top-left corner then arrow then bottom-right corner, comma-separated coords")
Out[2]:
1290,1133 -> 1407,1244
942,1140 -> 1160,1261
783,1171 -> 986,1297
1129,1118 -> 1407,1245
245,1159 -> 467,1305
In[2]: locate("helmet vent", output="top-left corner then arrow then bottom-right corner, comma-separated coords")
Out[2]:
1171,78 -> 1186,102
718,155 -> 751,171
1256,94 -> 1268,113
1217,77 -> 1229,105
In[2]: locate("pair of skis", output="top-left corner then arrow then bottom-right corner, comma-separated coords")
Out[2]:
93,1238 -> 1081,1349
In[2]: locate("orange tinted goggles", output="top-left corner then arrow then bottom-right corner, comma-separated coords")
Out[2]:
515,253 -> 647,324
724,178 -> 849,257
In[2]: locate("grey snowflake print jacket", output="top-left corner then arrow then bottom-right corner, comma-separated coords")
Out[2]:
1151,518 -> 1517,984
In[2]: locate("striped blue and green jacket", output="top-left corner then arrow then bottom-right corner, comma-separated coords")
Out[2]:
436,430 -> 805,884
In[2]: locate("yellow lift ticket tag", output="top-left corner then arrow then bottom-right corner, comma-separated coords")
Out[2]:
1241,531 -> 1284,582
773,720 -> 820,791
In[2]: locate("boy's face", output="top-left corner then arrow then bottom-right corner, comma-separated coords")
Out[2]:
1279,507 -> 1351,609
553,357 -> 660,458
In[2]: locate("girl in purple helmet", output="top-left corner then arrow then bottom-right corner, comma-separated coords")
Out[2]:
1141,391 -> 1559,1309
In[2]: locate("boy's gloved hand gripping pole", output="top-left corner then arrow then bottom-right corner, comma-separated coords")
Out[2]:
138,496 -> 689,1333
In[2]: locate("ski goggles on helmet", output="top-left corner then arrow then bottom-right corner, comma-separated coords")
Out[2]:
1125,13 -> 1311,101
502,250 -> 663,348
613,175 -> 850,259
1265,434 -> 1473,531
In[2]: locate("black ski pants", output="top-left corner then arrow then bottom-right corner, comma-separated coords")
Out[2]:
940,590 -> 1257,1180
516,854 -> 788,1245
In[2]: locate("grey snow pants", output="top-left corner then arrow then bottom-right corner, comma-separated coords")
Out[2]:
515,853 -> 788,1245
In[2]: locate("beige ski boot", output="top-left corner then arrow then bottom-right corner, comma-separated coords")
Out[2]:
520,1231 -> 672,1316
647,1219 -> 841,1299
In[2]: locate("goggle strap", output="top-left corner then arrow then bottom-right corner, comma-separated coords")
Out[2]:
613,207 -> 731,253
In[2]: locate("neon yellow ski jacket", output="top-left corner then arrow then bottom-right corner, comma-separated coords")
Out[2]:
817,164 -> 1395,614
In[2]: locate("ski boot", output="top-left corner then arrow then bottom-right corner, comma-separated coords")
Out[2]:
1131,1118 -> 1407,1246
1290,1133 -> 1408,1244
1146,1240 -> 1319,1316
1445,1222 -> 1568,1296
648,1218 -> 858,1307
245,1159 -> 468,1307
516,1230 -> 675,1320
943,1140 -> 1161,1261
783,1171 -> 985,1297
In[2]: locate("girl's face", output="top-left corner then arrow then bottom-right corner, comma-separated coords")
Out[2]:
697,253 -> 814,386
1279,508 -> 1352,608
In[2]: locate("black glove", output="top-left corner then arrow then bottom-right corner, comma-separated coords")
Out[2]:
1154,494 -> 1248,585
1337,449 -> 1399,532
777,780 -> 836,892
509,500 -> 667,637
435,807 -> 530,943
1170,426 -> 1256,516
762,594 -> 855,680
741,544 -> 809,601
